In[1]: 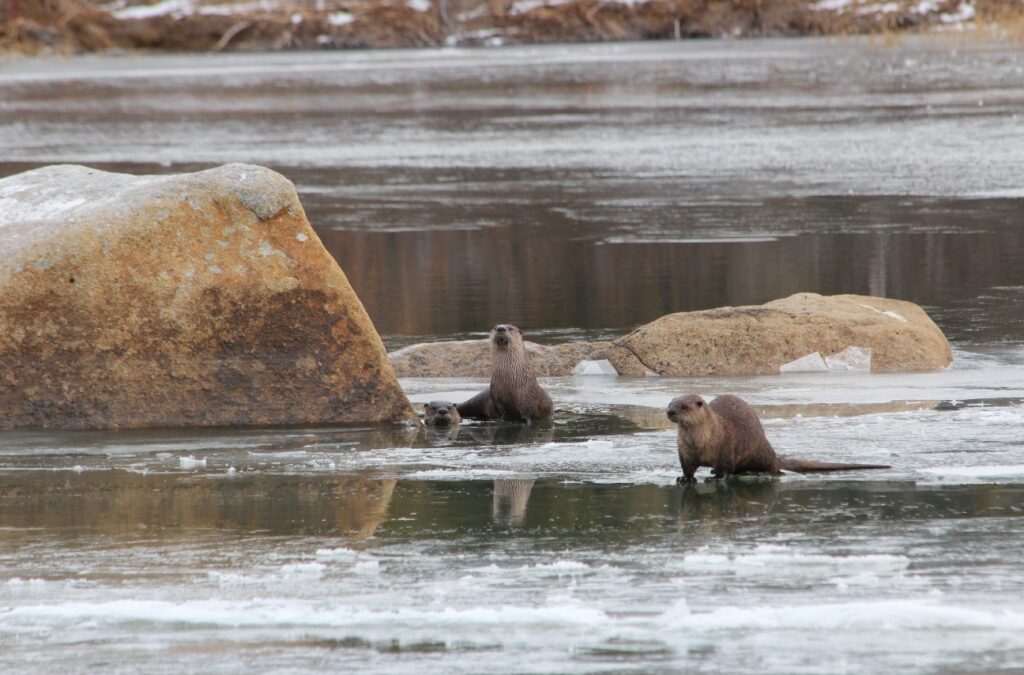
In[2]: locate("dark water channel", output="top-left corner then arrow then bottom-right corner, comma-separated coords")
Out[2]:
2,37 -> 1024,672
2,38 -> 1024,346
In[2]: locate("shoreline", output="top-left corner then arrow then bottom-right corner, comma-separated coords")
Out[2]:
2,0 -> 1020,56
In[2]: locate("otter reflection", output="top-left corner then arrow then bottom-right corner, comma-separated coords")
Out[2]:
464,420 -> 555,445
492,478 -> 536,526
676,479 -> 780,524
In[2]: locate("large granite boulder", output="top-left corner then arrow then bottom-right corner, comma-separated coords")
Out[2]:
616,293 -> 952,376
389,293 -> 951,378
0,164 -> 414,430
389,338 -> 648,378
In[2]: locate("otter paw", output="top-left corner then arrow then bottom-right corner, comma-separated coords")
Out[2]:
676,475 -> 696,485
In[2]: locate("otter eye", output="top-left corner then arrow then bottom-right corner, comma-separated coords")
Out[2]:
696,401 -> 704,407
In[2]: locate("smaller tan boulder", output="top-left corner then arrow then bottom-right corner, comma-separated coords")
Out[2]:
615,293 -> 952,376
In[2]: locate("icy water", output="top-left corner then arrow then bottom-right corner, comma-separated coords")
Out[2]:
3,37 -> 1024,672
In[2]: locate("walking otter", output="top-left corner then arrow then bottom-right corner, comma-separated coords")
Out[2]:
667,394 -> 890,483
423,400 -> 461,427
456,324 -> 553,423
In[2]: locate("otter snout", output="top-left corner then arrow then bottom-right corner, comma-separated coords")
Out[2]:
492,324 -> 515,347
667,395 -> 706,424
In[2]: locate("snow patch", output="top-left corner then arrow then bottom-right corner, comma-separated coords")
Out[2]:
327,11 -> 355,26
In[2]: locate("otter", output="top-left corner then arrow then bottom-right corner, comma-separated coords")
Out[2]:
667,394 -> 890,483
423,400 -> 461,427
456,324 -> 553,423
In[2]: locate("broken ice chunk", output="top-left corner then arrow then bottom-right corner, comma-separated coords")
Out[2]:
572,359 -> 619,376
179,456 -> 207,470
779,352 -> 828,373
825,346 -> 872,372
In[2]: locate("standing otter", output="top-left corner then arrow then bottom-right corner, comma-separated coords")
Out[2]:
457,324 -> 553,423
667,394 -> 890,483
423,400 -> 461,427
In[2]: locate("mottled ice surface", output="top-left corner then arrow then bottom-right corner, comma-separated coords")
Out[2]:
2,346 -> 1024,672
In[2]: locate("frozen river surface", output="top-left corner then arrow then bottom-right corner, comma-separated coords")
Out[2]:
2,37 -> 1024,673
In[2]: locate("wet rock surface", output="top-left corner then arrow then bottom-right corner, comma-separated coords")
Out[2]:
0,163 -> 414,429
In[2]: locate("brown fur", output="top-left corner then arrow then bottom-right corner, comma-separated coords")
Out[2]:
423,400 -> 461,427
457,324 -> 553,422
667,394 -> 889,483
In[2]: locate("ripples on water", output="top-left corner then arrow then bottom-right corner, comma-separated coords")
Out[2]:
2,37 -> 1024,672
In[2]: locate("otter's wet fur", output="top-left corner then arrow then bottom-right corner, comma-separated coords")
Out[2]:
667,394 -> 890,483
456,324 -> 553,423
423,400 -> 461,427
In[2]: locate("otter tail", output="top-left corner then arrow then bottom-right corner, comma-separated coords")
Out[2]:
779,457 -> 890,473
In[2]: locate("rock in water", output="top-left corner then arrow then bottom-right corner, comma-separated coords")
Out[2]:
616,293 -> 952,376
0,164 -> 414,430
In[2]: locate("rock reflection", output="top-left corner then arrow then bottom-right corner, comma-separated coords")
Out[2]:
0,471 -> 396,537
492,479 -> 536,527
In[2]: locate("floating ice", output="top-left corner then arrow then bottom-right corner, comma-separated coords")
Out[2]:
179,456 -> 207,469
780,352 -> 828,373
353,560 -> 381,575
279,562 -> 325,579
919,465 -> 1024,483
825,346 -> 872,372
680,545 -> 909,578
315,547 -> 360,561
572,359 -> 619,376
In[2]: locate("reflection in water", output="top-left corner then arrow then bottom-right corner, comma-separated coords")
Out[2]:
3,41 -> 1024,347
0,472 -> 396,537
460,421 -> 554,446
676,480 -> 780,526
4,473 -> 1024,538
492,479 -> 536,527
320,189 -> 1024,347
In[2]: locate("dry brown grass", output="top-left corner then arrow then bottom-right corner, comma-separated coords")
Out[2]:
3,0 -> 1024,54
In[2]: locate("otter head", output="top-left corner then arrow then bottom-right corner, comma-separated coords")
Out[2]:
423,400 -> 461,427
666,395 -> 708,427
490,324 -> 523,351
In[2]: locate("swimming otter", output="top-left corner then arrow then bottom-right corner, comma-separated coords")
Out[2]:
456,324 -> 553,423
667,394 -> 890,483
423,400 -> 461,427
